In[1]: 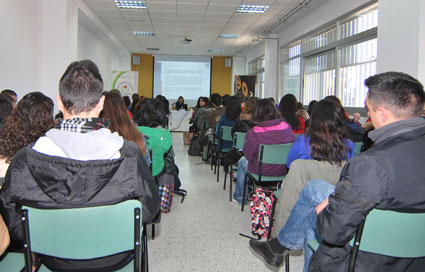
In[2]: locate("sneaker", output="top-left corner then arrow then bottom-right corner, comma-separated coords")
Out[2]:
249,239 -> 288,272
232,198 -> 241,205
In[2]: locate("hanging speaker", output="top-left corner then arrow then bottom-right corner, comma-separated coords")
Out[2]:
225,57 -> 232,67
132,55 -> 140,65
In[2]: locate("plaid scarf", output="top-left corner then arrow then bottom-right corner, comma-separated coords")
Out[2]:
56,118 -> 110,133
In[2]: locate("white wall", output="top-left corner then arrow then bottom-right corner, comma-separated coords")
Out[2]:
377,0 -> 425,84
0,0 -> 130,106
78,24 -> 130,90
0,1 -> 43,100
232,56 -> 246,93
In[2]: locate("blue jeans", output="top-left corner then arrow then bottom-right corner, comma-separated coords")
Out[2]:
233,156 -> 248,203
277,179 -> 335,272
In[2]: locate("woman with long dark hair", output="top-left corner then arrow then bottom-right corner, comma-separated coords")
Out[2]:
0,92 -> 55,179
278,94 -> 306,134
324,95 -> 366,142
100,92 -> 147,157
272,99 -> 355,240
286,99 -> 355,167
216,96 -> 241,150
233,99 -> 294,204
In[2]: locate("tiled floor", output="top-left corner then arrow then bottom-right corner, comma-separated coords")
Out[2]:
149,132 -> 305,272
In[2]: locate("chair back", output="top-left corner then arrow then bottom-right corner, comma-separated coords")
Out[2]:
257,143 -> 292,181
233,132 -> 246,150
258,143 -> 292,165
351,209 -> 425,258
22,200 -> 142,270
354,142 -> 363,156
220,126 -> 233,143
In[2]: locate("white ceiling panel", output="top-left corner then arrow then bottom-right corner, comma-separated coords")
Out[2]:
206,5 -> 238,13
177,3 -> 208,12
81,0 -> 329,55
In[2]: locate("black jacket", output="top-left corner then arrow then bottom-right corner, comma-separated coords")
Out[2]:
0,140 -> 160,271
311,118 -> 425,272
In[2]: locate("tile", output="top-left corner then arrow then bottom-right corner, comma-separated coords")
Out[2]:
148,132 -> 305,272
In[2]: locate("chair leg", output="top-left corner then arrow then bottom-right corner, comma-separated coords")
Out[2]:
142,224 -> 149,272
152,224 -> 155,240
241,175 -> 248,212
285,255 -> 289,272
216,153 -> 220,182
229,165 -> 233,202
223,164 -> 227,190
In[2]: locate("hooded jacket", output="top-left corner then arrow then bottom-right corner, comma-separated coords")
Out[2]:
0,128 -> 160,271
311,118 -> 425,271
243,118 -> 294,176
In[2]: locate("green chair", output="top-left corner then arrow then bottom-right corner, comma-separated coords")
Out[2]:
354,142 -> 363,156
21,200 -> 146,272
215,125 -> 234,183
241,143 -> 292,212
308,209 -> 425,272
223,132 -> 246,201
0,252 -> 25,271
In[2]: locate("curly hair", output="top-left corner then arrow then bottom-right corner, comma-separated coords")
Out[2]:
306,99 -> 350,165
0,92 -> 54,162
278,94 -> 301,130
100,92 -> 146,156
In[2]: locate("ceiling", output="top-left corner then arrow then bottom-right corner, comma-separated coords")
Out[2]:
81,0 -> 329,56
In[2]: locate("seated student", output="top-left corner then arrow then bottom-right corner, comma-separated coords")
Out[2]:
273,99 -> 354,236
286,99 -> 355,168
233,99 -> 294,204
278,94 -> 306,134
249,71 -> 425,272
100,92 -> 150,165
175,96 -> 188,111
0,92 -> 55,182
0,97 -> 13,128
325,95 -> 366,142
207,93 -> 225,129
1,89 -> 17,109
216,96 -> 241,151
0,60 -> 160,271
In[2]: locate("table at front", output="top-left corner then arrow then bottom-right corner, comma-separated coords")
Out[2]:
168,110 -> 192,131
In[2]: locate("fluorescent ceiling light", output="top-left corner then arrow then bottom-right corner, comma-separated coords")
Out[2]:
218,34 -> 240,39
236,5 -> 270,14
147,48 -> 160,51
114,0 -> 146,9
133,31 -> 155,36
208,49 -> 224,53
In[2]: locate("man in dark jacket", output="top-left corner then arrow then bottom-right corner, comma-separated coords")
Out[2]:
249,71 -> 425,272
0,60 -> 160,271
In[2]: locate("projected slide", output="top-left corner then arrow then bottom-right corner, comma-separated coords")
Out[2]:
153,56 -> 211,104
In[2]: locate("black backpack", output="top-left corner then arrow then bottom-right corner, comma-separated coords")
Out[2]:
188,136 -> 202,156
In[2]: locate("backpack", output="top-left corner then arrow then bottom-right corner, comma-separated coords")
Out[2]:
188,135 -> 202,156
250,188 -> 276,238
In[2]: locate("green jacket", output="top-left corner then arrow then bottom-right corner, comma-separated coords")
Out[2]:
137,126 -> 172,176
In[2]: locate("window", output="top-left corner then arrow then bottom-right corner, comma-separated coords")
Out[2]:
280,42 -> 301,99
337,38 -> 377,107
304,27 -> 337,52
303,51 -> 336,104
279,3 -> 378,107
